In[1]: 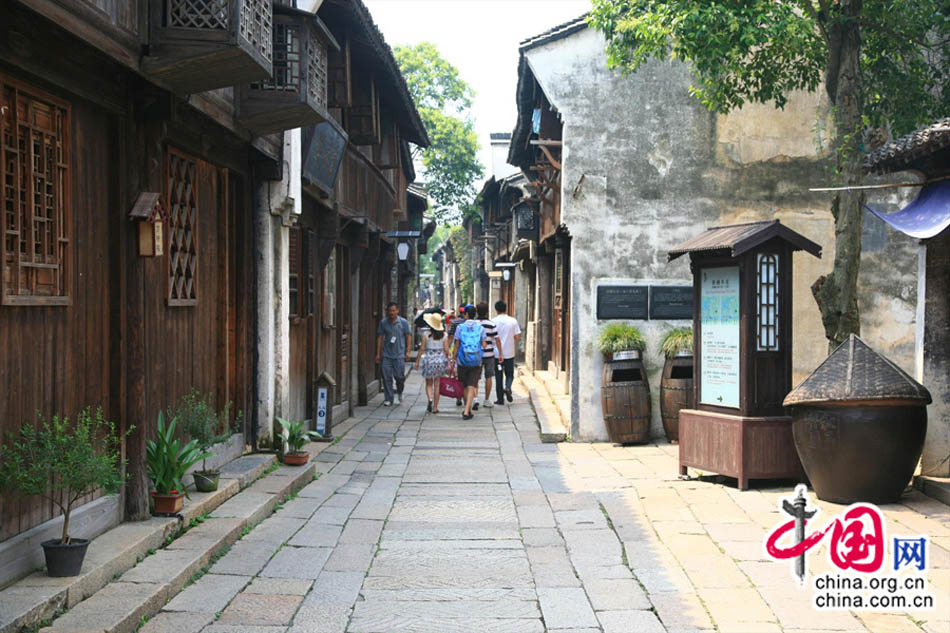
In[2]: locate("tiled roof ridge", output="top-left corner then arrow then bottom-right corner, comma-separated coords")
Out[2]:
864,117 -> 950,174
519,12 -> 590,50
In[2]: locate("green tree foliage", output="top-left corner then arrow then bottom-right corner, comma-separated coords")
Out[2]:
395,42 -> 484,224
0,408 -> 126,544
448,225 -> 474,301
589,0 -> 950,349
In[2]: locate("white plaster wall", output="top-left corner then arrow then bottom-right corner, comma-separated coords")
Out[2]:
525,27 -> 918,440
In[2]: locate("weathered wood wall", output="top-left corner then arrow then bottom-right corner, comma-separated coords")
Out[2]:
0,86 -> 116,541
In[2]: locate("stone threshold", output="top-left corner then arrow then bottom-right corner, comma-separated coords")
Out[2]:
518,368 -> 568,443
0,417 -> 359,633
914,474 -> 950,506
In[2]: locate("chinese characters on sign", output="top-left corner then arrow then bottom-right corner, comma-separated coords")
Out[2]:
700,267 -> 740,408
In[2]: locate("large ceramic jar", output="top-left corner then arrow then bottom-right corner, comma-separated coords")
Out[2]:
783,335 -> 931,504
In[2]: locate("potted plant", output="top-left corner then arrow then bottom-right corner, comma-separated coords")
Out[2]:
276,417 -> 321,465
173,390 -> 232,492
596,322 -> 646,360
659,327 -> 694,442
146,412 -> 211,514
0,408 -> 125,577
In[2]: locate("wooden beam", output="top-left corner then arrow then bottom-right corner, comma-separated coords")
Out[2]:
529,139 -> 562,147
538,145 -> 562,171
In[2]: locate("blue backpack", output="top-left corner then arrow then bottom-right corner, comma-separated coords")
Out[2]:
457,321 -> 484,367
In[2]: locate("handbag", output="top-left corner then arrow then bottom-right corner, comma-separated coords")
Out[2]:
439,375 -> 464,399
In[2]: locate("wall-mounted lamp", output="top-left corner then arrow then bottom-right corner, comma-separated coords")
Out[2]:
502,269 -> 511,281
396,241 -> 410,261
129,192 -> 165,257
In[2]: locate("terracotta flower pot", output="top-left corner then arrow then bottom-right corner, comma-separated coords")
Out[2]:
283,451 -> 310,466
151,491 -> 184,514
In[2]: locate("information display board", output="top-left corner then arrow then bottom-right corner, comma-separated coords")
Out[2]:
597,285 -> 648,320
700,267 -> 740,408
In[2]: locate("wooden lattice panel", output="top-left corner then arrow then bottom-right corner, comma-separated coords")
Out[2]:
307,24 -> 328,109
167,0 -> 229,30
166,149 -> 198,305
1,77 -> 70,305
240,0 -> 273,64
257,23 -> 301,91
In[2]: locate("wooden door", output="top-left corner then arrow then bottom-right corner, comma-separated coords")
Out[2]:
552,248 -> 565,370
336,243 -> 350,404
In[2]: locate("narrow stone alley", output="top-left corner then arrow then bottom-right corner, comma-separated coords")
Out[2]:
134,372 -> 948,633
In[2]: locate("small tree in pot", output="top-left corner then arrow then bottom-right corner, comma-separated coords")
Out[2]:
659,327 -> 695,442
146,412 -> 211,514
277,417 -> 322,465
0,408 -> 126,576
173,390 -> 233,492
596,322 -> 646,360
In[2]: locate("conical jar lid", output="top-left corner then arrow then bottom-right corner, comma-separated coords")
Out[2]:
783,334 -> 931,406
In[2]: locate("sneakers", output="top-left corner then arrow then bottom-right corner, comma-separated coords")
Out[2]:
394,394 -> 402,405
383,400 -> 392,407
472,401 -> 479,411
456,398 -> 463,407
483,401 -> 493,408
494,399 -> 505,406
505,388 -> 513,403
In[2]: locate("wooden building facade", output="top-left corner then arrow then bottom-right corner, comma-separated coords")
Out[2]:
0,0 -> 428,584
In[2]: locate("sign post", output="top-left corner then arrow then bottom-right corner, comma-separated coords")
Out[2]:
314,372 -> 336,442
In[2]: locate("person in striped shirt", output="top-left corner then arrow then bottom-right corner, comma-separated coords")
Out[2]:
474,301 -> 501,410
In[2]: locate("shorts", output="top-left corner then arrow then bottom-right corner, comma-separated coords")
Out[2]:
457,364 -> 482,388
482,356 -> 497,374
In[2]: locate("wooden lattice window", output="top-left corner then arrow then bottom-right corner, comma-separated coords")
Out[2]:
289,226 -> 316,320
1,77 -> 71,306
166,148 -> 198,306
256,23 -> 301,91
756,253 -> 779,351
239,0 -> 273,63
307,24 -> 328,108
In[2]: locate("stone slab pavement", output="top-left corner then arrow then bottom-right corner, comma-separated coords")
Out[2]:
139,372 -> 948,633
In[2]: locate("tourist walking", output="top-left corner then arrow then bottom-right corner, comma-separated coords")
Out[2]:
474,302 -> 500,410
493,300 -> 521,404
448,304 -> 466,406
452,305 -> 487,420
415,312 -> 450,413
375,302 -> 412,406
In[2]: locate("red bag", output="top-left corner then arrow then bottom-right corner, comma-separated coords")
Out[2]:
439,376 -> 464,399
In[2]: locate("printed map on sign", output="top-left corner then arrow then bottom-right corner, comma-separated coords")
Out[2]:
700,266 -> 740,408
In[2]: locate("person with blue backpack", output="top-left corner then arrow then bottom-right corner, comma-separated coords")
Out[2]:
451,304 -> 487,420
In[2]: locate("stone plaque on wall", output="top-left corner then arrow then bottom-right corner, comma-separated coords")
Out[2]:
597,285 -> 648,320
650,285 -> 693,319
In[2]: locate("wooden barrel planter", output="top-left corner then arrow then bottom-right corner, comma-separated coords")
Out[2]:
602,352 -> 651,444
784,335 -> 931,504
660,354 -> 693,442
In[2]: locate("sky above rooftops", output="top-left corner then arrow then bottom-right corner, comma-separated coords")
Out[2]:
362,0 -> 591,188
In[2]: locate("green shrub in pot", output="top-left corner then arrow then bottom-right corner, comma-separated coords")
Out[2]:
0,408 -> 126,576
596,322 -> 646,359
661,327 -> 693,358
276,417 -> 322,465
172,390 -> 233,492
146,412 -> 211,514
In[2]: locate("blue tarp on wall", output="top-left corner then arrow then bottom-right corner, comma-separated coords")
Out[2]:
862,180 -> 950,240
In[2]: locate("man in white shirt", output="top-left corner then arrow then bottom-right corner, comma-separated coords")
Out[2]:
492,300 -> 521,404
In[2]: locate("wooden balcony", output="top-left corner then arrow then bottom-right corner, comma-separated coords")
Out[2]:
336,145 -> 396,233
237,5 -> 338,136
144,0 -> 273,95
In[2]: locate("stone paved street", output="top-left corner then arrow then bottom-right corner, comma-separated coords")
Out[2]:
142,372 -> 949,633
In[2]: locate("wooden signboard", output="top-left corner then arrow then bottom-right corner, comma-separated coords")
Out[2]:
302,121 -> 348,194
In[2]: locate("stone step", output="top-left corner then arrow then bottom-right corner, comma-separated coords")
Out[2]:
0,453 -> 278,633
518,371 -> 567,443
39,460 -> 317,633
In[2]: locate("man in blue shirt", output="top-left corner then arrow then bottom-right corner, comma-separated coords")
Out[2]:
376,302 -> 412,406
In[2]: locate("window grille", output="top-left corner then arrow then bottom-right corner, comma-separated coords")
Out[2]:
239,0 -> 273,63
1,78 -> 70,305
307,26 -> 328,108
167,0 -> 229,30
255,23 -> 301,91
305,229 -> 315,316
756,253 -> 779,351
323,248 -> 336,327
289,225 -> 300,318
166,149 -> 198,305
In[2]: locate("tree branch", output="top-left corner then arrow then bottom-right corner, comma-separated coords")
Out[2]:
858,19 -> 947,49
798,0 -> 830,45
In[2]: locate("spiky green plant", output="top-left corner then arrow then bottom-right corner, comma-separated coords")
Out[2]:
276,417 -> 322,454
0,408 -> 126,544
146,412 -> 211,498
661,327 -> 693,358
596,323 -> 646,357
171,390 -> 233,473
